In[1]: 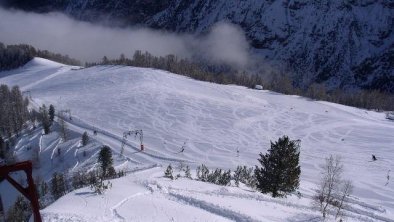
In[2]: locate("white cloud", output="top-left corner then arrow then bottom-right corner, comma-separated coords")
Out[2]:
0,7 -> 251,67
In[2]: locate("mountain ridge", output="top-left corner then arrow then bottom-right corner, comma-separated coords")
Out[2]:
1,0 -> 393,92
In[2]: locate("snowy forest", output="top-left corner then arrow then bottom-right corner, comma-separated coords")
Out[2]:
0,42 -> 81,71
0,85 -> 29,138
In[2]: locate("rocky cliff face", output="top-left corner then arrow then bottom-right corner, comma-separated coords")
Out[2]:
1,0 -> 393,92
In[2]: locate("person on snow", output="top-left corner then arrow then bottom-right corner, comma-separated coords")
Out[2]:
372,155 -> 377,161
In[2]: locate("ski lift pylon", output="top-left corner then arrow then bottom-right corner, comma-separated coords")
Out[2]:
120,129 -> 144,154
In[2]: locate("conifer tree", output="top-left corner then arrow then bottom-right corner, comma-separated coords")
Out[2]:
196,164 -> 209,182
98,146 -> 113,178
39,181 -> 49,198
50,172 -> 66,200
234,166 -> 243,187
81,131 -> 89,146
184,165 -> 192,179
48,104 -> 55,124
164,164 -> 174,180
39,104 -> 50,134
255,136 -> 301,197
218,170 -> 231,186
6,195 -> 31,222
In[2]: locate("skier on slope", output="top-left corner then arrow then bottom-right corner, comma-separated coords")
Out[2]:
372,154 -> 377,161
180,142 -> 186,153
385,170 -> 390,186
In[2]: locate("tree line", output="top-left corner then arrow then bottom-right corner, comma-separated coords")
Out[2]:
86,50 -> 264,89
0,42 -> 81,71
0,85 -> 29,138
90,51 -> 394,111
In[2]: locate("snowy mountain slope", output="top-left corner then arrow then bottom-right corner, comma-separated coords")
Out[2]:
1,0 -> 393,92
1,58 -> 394,221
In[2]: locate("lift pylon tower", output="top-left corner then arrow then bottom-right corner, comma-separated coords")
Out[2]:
120,130 -> 143,154
0,161 -> 41,222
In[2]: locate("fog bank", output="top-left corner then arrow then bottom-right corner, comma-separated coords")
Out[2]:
0,8 -> 251,67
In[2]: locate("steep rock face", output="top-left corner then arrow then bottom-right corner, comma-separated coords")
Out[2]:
147,0 -> 393,91
1,0 -> 393,92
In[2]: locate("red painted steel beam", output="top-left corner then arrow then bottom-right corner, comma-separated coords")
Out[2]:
0,161 -> 42,222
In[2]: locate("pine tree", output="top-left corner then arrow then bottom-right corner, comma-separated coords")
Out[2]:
98,146 -> 113,178
48,104 -> 55,124
107,166 -> 117,179
184,165 -> 192,179
234,166 -> 243,187
39,104 -> 50,134
6,195 -> 31,222
39,181 -> 49,198
218,170 -> 231,186
102,56 -> 109,64
164,164 -> 174,180
196,164 -> 209,182
255,135 -> 301,197
50,172 -> 66,200
208,168 -> 222,184
81,131 -> 89,146
0,84 -> 30,137
72,171 -> 87,190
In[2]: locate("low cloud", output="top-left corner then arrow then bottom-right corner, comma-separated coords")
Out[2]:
0,7 -> 251,67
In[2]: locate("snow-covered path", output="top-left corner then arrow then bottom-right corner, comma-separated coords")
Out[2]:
1,58 -> 393,221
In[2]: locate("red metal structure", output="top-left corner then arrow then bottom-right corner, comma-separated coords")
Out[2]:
120,129 -> 144,154
0,161 -> 42,222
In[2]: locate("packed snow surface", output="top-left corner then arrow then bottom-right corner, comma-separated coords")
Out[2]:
1,58 -> 393,221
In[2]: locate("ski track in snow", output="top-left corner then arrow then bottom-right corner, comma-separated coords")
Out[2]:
109,191 -> 151,221
168,191 -> 259,222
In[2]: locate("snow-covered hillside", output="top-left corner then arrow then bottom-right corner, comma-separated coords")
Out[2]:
1,58 -> 393,221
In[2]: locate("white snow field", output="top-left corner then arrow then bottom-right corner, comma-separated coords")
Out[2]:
1,58 -> 393,221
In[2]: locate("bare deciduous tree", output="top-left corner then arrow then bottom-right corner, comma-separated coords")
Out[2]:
334,180 -> 353,219
313,155 -> 353,219
58,114 -> 68,141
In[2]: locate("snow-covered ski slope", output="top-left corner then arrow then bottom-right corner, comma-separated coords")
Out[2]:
1,58 -> 394,221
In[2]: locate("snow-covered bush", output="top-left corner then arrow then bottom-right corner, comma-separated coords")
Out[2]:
184,165 -> 192,179
164,164 -> 174,180
90,180 -> 112,195
196,164 -> 231,186
234,165 -> 256,188
196,164 -> 209,182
